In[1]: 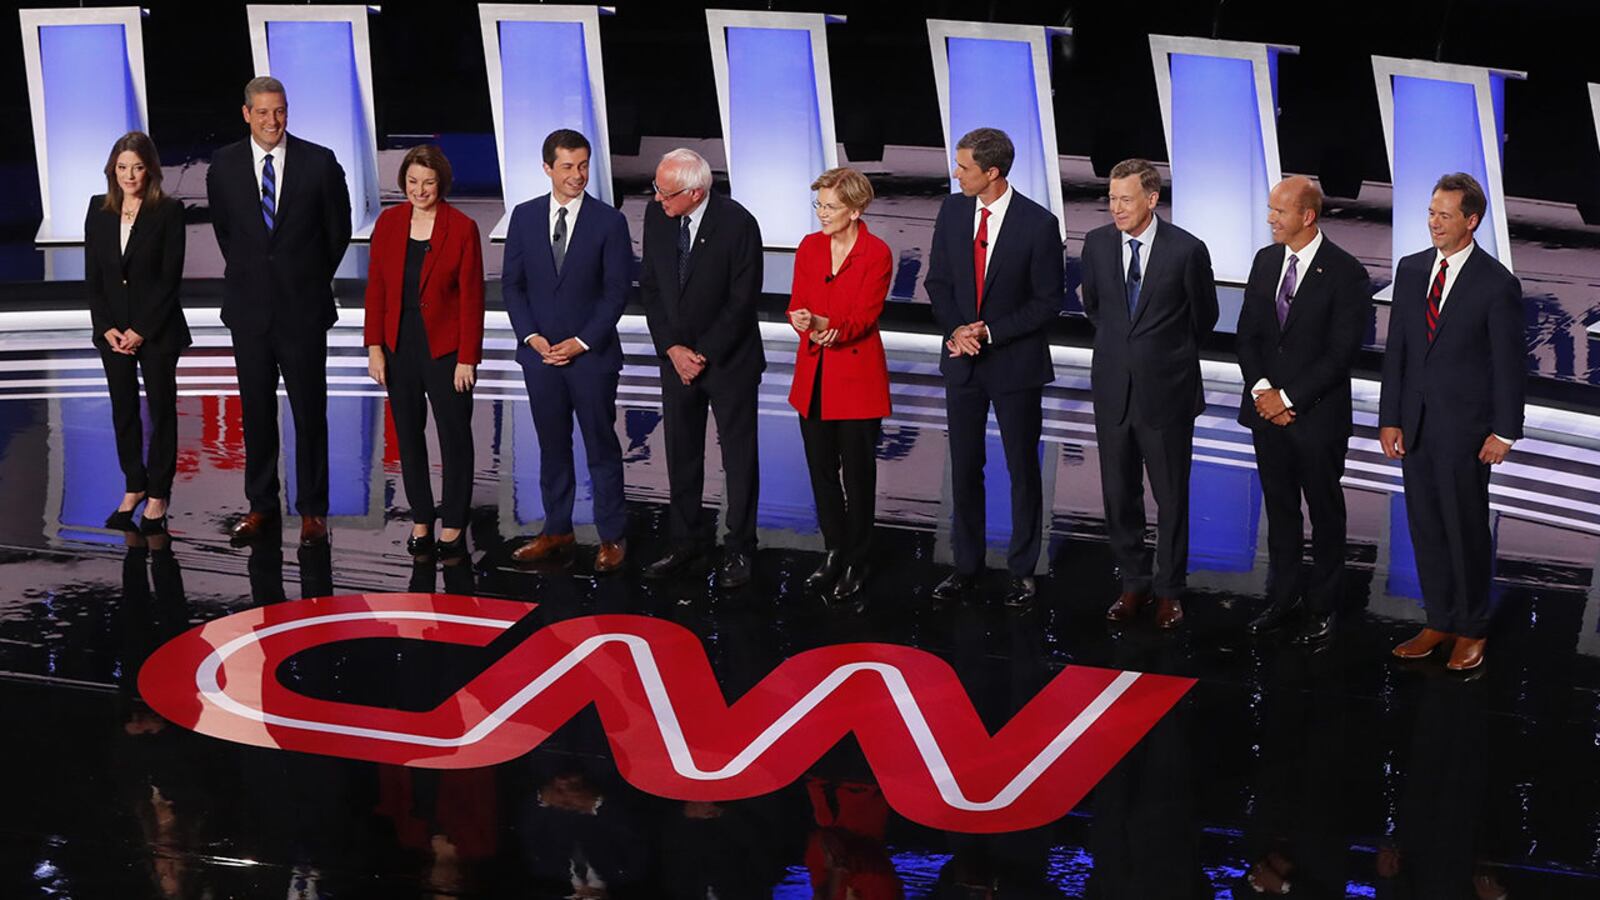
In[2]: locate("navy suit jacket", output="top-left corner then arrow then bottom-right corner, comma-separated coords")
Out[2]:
502,193 -> 633,374
1080,217 -> 1219,427
923,189 -> 1064,391
1378,244 -> 1524,443
1235,236 -> 1372,439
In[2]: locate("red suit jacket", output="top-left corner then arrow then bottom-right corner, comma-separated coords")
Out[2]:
363,200 -> 486,365
786,221 -> 893,419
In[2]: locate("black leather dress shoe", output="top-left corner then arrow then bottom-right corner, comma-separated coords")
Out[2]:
932,571 -> 976,602
716,551 -> 752,590
642,546 -> 698,580
1248,598 -> 1302,635
406,532 -> 435,556
830,563 -> 868,602
806,551 -> 844,590
1293,611 -> 1337,644
1003,575 -> 1037,607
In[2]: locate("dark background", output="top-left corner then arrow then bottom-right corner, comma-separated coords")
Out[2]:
2,0 -> 1600,225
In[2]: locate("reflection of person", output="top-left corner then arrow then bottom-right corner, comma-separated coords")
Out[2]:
786,167 -> 892,602
1080,158 -> 1219,629
363,145 -> 484,559
207,75 -> 352,547
1237,177 -> 1372,643
638,148 -> 765,589
503,129 -> 632,574
923,127 -> 1064,607
1381,173 -> 1524,672
86,132 -> 190,535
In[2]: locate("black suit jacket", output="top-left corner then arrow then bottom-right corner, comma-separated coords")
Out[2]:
1080,217 -> 1219,427
923,189 -> 1064,391
639,192 -> 765,384
1235,235 -> 1372,439
1378,244 -> 1524,442
84,195 -> 191,354
205,134 -> 352,336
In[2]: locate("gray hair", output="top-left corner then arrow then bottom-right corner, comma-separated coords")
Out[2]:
244,75 -> 286,106
658,148 -> 713,192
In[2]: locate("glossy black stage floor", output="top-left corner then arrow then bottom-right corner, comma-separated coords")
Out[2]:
4,313 -> 1600,898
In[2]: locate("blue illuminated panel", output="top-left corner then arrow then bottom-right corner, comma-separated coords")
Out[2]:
723,27 -> 827,248
1389,75 -> 1499,268
498,21 -> 606,209
945,37 -> 1052,215
285,395 -> 376,517
1188,460 -> 1262,573
265,21 -> 375,234
1385,492 -> 1422,599
755,412 -> 817,534
512,401 -> 596,529
1168,53 -> 1271,284
38,24 -> 141,238
59,397 -> 125,545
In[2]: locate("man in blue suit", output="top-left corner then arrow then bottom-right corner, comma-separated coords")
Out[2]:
923,127 -> 1065,607
503,129 -> 633,572
1381,172 -> 1524,672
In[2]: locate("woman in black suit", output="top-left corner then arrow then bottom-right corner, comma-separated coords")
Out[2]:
85,131 -> 191,533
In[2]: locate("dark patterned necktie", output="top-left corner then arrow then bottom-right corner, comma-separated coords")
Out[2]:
552,207 -> 568,274
1427,258 -> 1448,343
261,154 -> 277,233
677,216 -> 692,288
1276,254 -> 1298,326
1125,238 -> 1142,317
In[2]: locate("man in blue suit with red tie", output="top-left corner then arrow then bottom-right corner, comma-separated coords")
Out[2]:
503,129 -> 633,573
1381,172 -> 1525,672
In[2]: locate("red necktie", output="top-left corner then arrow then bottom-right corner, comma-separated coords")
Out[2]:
974,207 -> 990,314
1426,258 -> 1447,343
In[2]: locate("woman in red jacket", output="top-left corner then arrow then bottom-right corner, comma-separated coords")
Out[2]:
788,167 -> 893,602
364,145 -> 485,558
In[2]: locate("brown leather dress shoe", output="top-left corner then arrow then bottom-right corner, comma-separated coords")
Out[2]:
1391,627 -> 1454,660
1446,636 -> 1487,671
594,541 -> 626,574
229,510 -> 279,544
1106,591 -> 1150,622
299,515 -> 329,546
511,532 -> 575,563
1155,596 -> 1185,629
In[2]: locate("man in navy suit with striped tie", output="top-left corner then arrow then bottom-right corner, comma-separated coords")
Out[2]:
504,129 -> 633,573
1381,173 -> 1525,672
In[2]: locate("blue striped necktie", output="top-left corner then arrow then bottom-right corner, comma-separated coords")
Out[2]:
261,154 -> 277,233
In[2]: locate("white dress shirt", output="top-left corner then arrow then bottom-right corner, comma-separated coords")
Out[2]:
970,186 -> 1014,342
119,218 -> 133,253
1252,228 -> 1325,408
249,138 -> 285,207
680,194 -> 707,247
528,191 -> 595,351
1119,214 -> 1157,285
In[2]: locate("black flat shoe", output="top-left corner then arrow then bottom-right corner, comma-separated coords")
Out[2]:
931,571 -> 976,602
1293,612 -> 1337,644
830,563 -> 868,602
138,514 -> 168,536
437,532 -> 468,559
643,546 -> 699,580
716,551 -> 753,590
806,551 -> 844,590
406,532 -> 435,556
1248,597 -> 1302,635
105,508 -> 139,531
1003,575 -> 1037,608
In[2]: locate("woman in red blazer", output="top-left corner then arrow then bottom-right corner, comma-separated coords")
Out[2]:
787,167 -> 893,602
364,145 -> 485,558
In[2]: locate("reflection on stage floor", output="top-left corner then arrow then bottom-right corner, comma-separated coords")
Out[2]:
3,315 -> 1600,897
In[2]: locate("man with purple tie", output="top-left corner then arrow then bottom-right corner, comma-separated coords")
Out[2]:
1236,176 -> 1372,643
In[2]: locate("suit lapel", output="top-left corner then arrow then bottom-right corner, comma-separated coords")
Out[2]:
1128,219 -> 1171,331
681,196 -> 719,290
981,200 -> 1017,300
1426,245 -> 1479,354
417,202 -> 449,295
1277,248 -> 1325,338
270,136 -> 305,244
554,195 -> 592,289
120,201 -> 153,269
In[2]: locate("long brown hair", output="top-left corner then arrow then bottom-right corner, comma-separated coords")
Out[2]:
101,131 -> 164,212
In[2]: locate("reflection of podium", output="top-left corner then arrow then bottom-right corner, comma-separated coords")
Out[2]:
19,7 -> 150,279
706,11 -> 844,250
1370,57 -> 1525,299
926,19 -> 1069,242
1148,36 -> 1297,287
479,5 -> 614,243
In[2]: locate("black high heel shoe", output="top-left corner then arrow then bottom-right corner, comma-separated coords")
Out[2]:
105,509 -> 139,531
139,513 -> 169,536
436,531 -> 469,559
406,531 -> 435,556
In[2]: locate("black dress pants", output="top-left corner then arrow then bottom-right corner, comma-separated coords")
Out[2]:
1402,420 -> 1495,639
659,366 -> 760,553
1251,424 -> 1348,613
1095,414 -> 1194,596
945,383 -> 1044,576
798,377 -> 879,565
99,345 -> 180,498
232,323 -> 329,515
386,309 -> 475,529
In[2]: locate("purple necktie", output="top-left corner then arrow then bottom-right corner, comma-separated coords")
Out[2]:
1275,253 -> 1298,326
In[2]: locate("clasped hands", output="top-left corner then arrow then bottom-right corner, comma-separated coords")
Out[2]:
945,322 -> 987,357
102,328 -> 144,355
1379,427 -> 1511,465
528,334 -> 586,367
787,308 -> 839,348
1252,388 -> 1295,427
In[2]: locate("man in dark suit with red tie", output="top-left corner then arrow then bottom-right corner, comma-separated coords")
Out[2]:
207,76 -> 351,546
1381,173 -> 1525,672
923,127 -> 1065,607
1080,159 -> 1219,629
503,129 -> 633,573
1237,176 -> 1373,643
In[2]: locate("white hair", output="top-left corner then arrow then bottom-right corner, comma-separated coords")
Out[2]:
658,148 -> 713,192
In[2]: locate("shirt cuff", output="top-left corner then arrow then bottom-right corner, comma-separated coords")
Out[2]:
1250,378 -> 1272,395
575,337 -> 590,352
1492,434 -> 1515,449
525,333 -> 540,347
1280,390 -> 1293,409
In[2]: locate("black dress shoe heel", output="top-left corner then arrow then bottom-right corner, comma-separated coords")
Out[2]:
806,551 -> 844,590
437,532 -> 468,559
932,571 -> 977,602
105,509 -> 139,531
1003,575 -> 1037,608
138,514 -> 168,536
830,564 -> 868,602
406,532 -> 435,556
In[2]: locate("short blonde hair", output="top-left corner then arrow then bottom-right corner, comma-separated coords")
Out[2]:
810,167 -> 874,212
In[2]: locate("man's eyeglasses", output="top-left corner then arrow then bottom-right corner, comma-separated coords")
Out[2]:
652,181 -> 691,200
